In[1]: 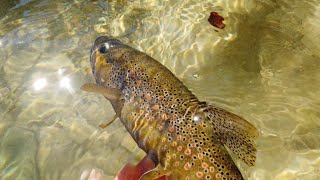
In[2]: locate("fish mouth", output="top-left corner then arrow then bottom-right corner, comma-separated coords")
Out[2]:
90,36 -> 124,84
89,41 -> 101,84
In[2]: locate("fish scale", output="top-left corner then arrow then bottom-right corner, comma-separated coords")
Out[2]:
81,36 -> 259,180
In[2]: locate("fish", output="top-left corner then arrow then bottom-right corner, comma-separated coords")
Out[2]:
81,36 -> 259,180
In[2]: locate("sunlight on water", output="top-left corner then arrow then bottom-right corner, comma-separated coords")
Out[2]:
0,0 -> 320,179
33,78 -> 47,91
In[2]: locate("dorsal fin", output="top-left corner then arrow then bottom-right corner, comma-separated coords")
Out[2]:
203,105 -> 259,166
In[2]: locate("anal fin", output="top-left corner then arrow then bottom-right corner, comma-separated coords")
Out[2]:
204,105 -> 259,166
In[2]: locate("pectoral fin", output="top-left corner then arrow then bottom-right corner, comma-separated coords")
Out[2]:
204,105 -> 259,166
80,83 -> 121,102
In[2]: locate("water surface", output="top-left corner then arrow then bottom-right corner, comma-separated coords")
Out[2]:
0,0 -> 320,179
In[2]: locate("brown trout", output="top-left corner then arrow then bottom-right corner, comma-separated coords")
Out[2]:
81,36 -> 259,180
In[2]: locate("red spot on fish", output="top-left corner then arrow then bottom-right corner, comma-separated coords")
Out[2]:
201,162 -> 208,168
130,69 -> 135,76
145,94 -> 151,100
168,126 -> 175,132
184,148 -> 191,155
208,12 -> 225,29
173,154 -> 177,159
175,161 -> 180,166
153,104 -> 159,110
177,146 -> 183,151
198,153 -> 203,159
196,171 -> 203,178
137,80 -> 142,87
184,163 -> 191,170
177,135 -> 182,141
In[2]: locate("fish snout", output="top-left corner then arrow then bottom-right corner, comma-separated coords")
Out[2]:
90,36 -> 119,71
93,36 -> 123,52
90,36 -> 123,84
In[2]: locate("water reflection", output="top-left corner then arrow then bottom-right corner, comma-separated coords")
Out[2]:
0,0 -> 320,179
33,78 -> 47,91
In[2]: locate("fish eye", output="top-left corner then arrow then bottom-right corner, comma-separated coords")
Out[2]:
98,45 -> 107,53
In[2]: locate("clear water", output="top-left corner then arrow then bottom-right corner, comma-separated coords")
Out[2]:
0,0 -> 320,179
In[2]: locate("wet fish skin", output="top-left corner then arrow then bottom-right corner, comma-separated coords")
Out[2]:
81,36 -> 258,180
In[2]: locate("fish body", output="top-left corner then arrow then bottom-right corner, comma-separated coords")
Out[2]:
81,36 -> 258,180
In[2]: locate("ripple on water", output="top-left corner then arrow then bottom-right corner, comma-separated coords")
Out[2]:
0,126 -> 38,179
0,0 -> 320,179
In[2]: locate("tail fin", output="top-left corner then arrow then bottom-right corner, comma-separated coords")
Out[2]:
203,105 -> 259,166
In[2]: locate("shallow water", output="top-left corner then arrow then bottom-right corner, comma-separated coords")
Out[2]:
0,0 -> 320,179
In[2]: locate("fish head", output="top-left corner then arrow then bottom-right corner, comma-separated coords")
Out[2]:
90,36 -> 131,89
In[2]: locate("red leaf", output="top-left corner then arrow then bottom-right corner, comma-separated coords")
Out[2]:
208,12 -> 225,29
